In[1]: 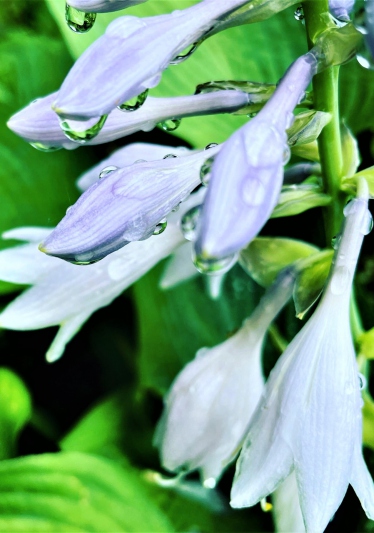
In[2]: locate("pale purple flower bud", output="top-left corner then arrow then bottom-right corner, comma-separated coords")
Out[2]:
77,143 -> 193,191
329,0 -> 355,21
53,0 -> 255,119
40,146 -> 220,263
231,179 -> 374,533
195,52 -> 318,262
68,0 -> 147,14
155,268 -> 295,485
8,91 -> 248,150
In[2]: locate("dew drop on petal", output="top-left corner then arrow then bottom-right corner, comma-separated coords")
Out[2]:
29,142 -> 61,152
331,233 -> 342,249
60,115 -> 107,143
358,373 -> 367,390
153,218 -> 167,235
134,159 -> 147,164
163,154 -> 177,159
99,166 -> 118,179
330,265 -> 350,295
205,143 -> 218,150
65,3 -> 96,33
66,206 -> 73,215
170,41 -> 202,65
72,251 -> 98,265
195,347 -> 209,359
200,157 -> 214,186
159,118 -> 181,132
192,251 -> 238,276
118,89 -> 149,112
180,205 -> 201,241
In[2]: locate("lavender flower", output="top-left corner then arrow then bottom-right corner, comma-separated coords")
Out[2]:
52,0 -> 266,120
329,0 -> 355,21
67,0 -> 147,14
155,268 -> 294,486
195,51 -> 318,263
7,91 -> 249,150
230,179 -> 374,532
40,146 -> 220,263
0,193 -> 203,362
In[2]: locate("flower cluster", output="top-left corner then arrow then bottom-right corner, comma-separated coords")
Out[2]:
3,0 -> 374,531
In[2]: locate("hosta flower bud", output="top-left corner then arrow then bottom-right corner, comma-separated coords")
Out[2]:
329,0 -> 354,21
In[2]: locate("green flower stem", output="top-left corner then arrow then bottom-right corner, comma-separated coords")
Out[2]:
303,0 -> 346,244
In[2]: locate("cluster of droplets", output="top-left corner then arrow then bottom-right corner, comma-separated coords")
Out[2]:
65,3 -> 96,33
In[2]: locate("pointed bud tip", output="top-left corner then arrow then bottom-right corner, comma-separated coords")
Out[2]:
38,243 -> 48,254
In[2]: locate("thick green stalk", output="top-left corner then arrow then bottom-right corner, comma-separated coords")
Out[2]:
303,0 -> 346,244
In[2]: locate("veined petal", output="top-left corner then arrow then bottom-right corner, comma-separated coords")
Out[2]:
0,241 -> 60,284
272,472 -> 305,533
41,146 -> 221,263
8,91 -> 248,149
195,53 -> 318,260
77,143 -> 193,191
68,0 -> 147,14
53,0 -> 256,119
350,437 -> 374,520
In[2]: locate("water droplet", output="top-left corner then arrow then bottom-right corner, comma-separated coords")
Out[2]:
331,233 -> 341,249
71,250 -> 99,265
200,157 -> 214,186
203,477 -> 216,489
242,178 -> 266,207
163,154 -> 177,159
134,159 -> 147,164
171,203 -> 181,213
196,347 -> 209,359
248,112 -> 258,118
118,89 -> 149,112
99,165 -> 118,179
205,143 -> 218,150
283,145 -> 291,165
180,205 -> 201,241
192,251 -> 238,276
66,206 -> 73,215
358,373 -> 367,390
361,210 -> 373,235
294,6 -> 304,21
260,498 -> 273,513
60,115 -> 107,143
170,41 -> 201,65
159,118 -> 181,132
330,265 -> 350,295
65,3 -> 96,33
153,218 -> 167,235
29,142 -> 61,152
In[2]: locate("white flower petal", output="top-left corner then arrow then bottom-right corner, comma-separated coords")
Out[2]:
272,472 -> 305,533
2,227 -> 53,242
46,312 -> 91,363
0,243 -> 60,284
350,439 -> 374,520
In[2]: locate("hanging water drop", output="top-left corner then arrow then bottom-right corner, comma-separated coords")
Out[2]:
200,157 -> 214,187
159,118 -> 181,132
163,154 -> 177,159
118,89 -> 149,112
358,373 -> 367,390
60,115 -> 107,143
180,205 -> 201,241
170,41 -> 201,65
153,218 -> 167,235
192,251 -> 238,276
99,166 -> 118,179
65,4 -> 96,33
294,6 -> 305,21
29,142 -> 61,153
71,250 -> 99,265
331,234 -> 342,250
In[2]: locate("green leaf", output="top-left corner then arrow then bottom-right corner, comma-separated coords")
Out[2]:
0,31 -> 94,294
0,452 -> 173,533
271,185 -> 331,218
0,368 -> 32,460
293,249 -> 333,319
340,122 -> 360,179
46,1 -> 307,146
239,237 -> 319,287
287,111 -> 331,146
358,328 -> 374,360
342,165 -> 374,197
133,263 -> 261,394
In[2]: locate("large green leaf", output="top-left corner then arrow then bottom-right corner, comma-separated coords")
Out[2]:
0,452 -> 173,532
133,262 -> 262,394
